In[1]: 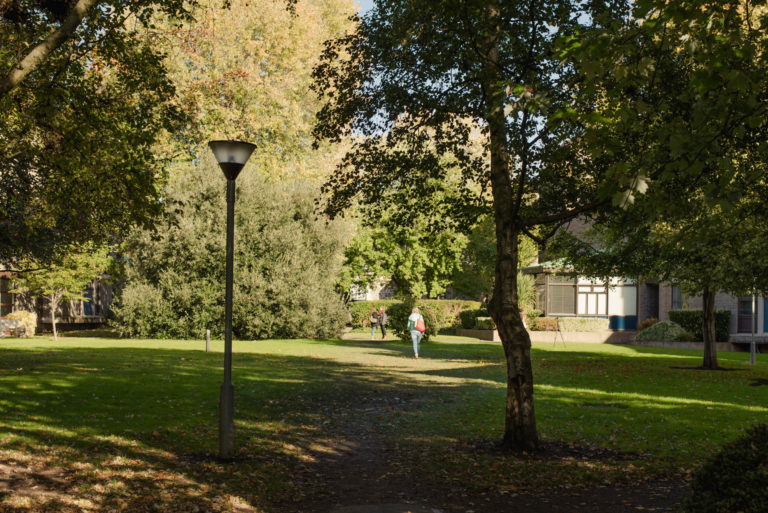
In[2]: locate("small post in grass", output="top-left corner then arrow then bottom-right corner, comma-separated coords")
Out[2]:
206,329 -> 211,353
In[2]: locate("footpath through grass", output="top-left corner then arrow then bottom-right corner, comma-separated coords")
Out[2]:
0,335 -> 766,512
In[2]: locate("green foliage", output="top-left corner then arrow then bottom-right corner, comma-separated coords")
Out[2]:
635,321 -> 687,342
556,317 -> 609,332
531,317 -> 558,332
347,300 -> 401,328
111,160 -> 351,340
525,310 -> 543,328
459,309 -> 478,329
13,244 -> 112,339
679,424 -> 768,513
0,0 -> 195,263
676,331 -> 697,343
638,317 -> 658,332
5,310 -> 36,336
668,310 -> 732,343
474,317 -> 496,330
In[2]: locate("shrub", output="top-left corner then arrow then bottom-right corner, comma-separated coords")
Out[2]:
347,300 -> 401,328
638,317 -> 658,331
556,317 -> 610,332
5,310 -> 36,336
459,309 -> 478,329
532,317 -> 558,331
676,331 -> 697,342
635,321 -> 686,342
525,309 -> 543,328
679,424 -> 768,513
668,310 -> 731,342
388,301 -> 437,342
111,164 -> 350,340
474,317 -> 496,330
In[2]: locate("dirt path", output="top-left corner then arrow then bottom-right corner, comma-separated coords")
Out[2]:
275,390 -> 690,513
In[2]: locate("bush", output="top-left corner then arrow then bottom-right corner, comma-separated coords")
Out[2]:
638,317 -> 658,331
347,300 -> 401,328
668,310 -> 731,342
635,321 -> 686,342
676,331 -> 697,342
459,309 -> 478,329
556,317 -> 610,332
474,317 -> 496,330
111,163 -> 350,340
525,309 -> 543,328
388,301 -> 437,342
5,310 -> 36,336
679,424 -> 768,513
532,317 -> 558,331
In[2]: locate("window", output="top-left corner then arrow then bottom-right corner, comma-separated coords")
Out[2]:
549,282 -> 576,314
671,286 -> 683,310
0,278 -> 12,316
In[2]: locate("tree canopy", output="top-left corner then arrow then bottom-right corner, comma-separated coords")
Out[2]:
313,0 -> 768,449
1,0 -> 196,264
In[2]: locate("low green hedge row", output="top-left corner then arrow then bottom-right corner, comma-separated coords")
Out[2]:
668,309 -> 731,342
348,299 -> 482,341
635,321 -> 689,342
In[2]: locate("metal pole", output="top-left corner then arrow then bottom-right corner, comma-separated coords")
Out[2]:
206,329 -> 210,353
219,178 -> 236,458
751,293 -> 756,365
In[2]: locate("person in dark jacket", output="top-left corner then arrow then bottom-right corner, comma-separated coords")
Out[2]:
369,307 -> 379,340
378,306 -> 388,340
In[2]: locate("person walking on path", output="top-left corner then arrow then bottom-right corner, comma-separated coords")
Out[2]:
407,307 -> 425,358
369,307 -> 380,340
378,306 -> 388,340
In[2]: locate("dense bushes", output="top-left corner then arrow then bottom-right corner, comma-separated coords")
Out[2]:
531,317 -> 558,331
111,161 -> 351,340
679,424 -> 768,513
635,321 -> 688,342
459,307 -> 489,329
5,310 -> 36,336
474,317 -> 495,330
668,310 -> 731,342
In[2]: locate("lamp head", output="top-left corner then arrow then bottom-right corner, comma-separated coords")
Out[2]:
208,140 -> 257,180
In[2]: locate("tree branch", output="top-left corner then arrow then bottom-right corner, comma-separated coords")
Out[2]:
0,0 -> 99,98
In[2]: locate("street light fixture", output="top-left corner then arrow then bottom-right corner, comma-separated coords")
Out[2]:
208,139 -> 256,459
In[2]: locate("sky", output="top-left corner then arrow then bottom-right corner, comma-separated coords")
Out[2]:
356,0 -> 374,13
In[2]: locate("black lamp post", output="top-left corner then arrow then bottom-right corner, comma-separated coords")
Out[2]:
208,139 -> 256,458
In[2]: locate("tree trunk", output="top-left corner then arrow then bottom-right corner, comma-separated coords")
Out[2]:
483,4 -> 538,452
50,293 -> 59,341
701,287 -> 718,369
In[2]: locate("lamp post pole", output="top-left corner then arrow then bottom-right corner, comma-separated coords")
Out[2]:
208,140 -> 256,459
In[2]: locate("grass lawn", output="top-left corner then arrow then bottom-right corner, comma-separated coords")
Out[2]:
0,335 -> 766,512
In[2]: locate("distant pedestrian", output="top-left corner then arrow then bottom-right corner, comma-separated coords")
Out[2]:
379,306 -> 388,340
407,307 -> 426,358
369,307 -> 380,340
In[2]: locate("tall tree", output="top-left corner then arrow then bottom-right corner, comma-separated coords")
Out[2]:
0,0 -> 196,264
313,0 -> 768,450
13,244 -> 111,340
552,0 -> 768,370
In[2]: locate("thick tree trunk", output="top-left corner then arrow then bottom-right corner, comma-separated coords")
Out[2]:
483,4 -> 538,451
50,293 -> 58,341
701,287 -> 718,369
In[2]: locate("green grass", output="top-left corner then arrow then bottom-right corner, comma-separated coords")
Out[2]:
1,336 -> 766,511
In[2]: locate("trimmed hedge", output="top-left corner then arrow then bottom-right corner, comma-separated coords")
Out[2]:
638,317 -> 658,331
532,317 -> 558,331
679,424 -> 768,513
556,317 -> 610,332
474,317 -> 496,330
459,308 -> 490,329
348,300 -> 401,328
348,299 -> 481,337
668,309 -> 731,342
635,321 -> 687,342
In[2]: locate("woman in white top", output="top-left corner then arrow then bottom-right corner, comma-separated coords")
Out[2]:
407,307 -> 425,358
